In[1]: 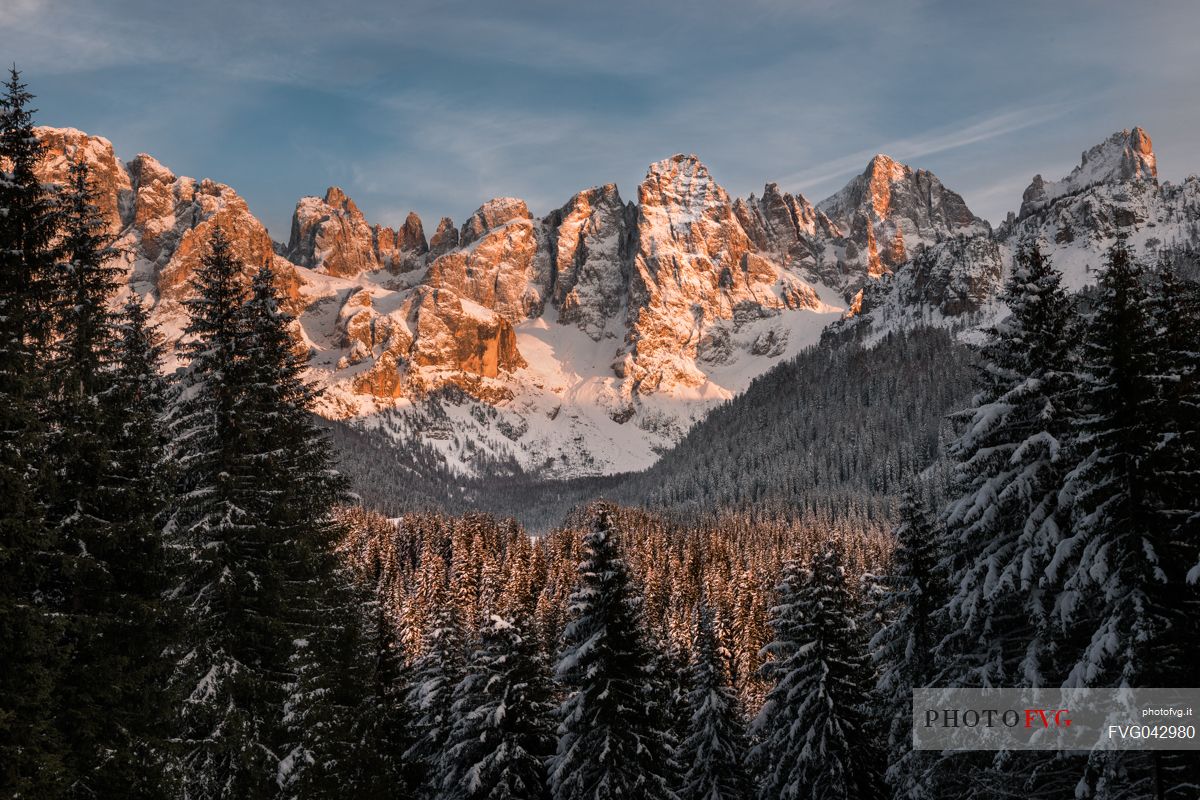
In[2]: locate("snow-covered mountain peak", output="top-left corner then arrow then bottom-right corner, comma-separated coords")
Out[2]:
1020,127 -> 1157,218
817,153 -> 989,280
461,197 -> 533,246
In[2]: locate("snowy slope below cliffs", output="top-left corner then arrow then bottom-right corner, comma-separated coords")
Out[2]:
326,287 -> 845,479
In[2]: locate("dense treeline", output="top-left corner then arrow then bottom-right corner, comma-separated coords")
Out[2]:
337,504 -> 891,711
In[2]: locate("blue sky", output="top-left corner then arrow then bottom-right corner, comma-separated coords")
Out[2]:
5,0 -> 1198,239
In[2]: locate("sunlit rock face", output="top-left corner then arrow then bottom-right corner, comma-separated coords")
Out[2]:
624,155 -> 824,395
735,182 -> 842,284
405,286 -> 525,377
36,126 -> 131,233
818,154 -> 990,282
428,216 -> 460,256
336,285 -> 523,401
34,127 -> 304,312
287,187 -> 428,277
422,197 -> 550,323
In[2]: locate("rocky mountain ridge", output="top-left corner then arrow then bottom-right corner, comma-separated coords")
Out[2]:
32,124 -> 1199,478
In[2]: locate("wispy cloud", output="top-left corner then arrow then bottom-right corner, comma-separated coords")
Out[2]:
784,103 -> 1079,197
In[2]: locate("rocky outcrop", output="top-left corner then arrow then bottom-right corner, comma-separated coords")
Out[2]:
544,184 -> 630,340
154,176 -> 299,305
624,155 -> 824,394
33,127 -> 302,310
734,183 -> 841,282
818,154 -> 989,282
35,127 -> 132,233
405,287 -> 525,377
423,198 -> 550,323
1018,127 -> 1157,218
286,187 -> 427,276
429,217 -> 459,256
1002,127 -> 1199,290
336,284 -> 524,401
375,212 -> 428,272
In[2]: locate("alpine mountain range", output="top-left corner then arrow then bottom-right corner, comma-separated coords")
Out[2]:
31,124 -> 1199,480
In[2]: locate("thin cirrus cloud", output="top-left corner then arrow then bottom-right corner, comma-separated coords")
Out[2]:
785,103 -> 1082,202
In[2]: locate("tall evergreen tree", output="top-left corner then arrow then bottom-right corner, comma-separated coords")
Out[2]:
168,227 -> 284,799
225,263 -> 365,798
1150,262 -> 1200,599
1054,240 -> 1187,687
1054,241 -> 1200,798
343,578 -> 419,798
0,65 -> 66,797
405,593 -> 466,799
941,242 -> 1078,688
48,158 -> 176,797
549,506 -> 678,800
868,490 -> 944,800
442,612 -> 556,800
92,296 -> 177,796
750,547 -> 883,800
678,601 -> 751,800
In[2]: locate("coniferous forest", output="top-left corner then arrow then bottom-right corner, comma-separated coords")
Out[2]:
3,68 -> 1200,800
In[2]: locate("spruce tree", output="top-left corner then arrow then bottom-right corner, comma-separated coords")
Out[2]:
1055,242 -> 1200,798
1055,240 -> 1186,687
1150,262 -> 1200,599
0,64 -> 66,797
45,154 -> 121,793
549,506 -> 677,800
48,158 -> 176,797
750,547 -> 882,800
678,602 -> 751,800
344,579 -> 419,798
95,297 -> 177,796
168,227 -> 283,799
941,242 -> 1078,688
442,612 -> 556,800
405,595 -> 466,799
868,490 -> 944,800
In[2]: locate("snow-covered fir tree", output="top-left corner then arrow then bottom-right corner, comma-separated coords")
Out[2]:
48,158 -> 177,796
225,263 -> 357,797
678,601 -> 751,800
96,296 -> 178,795
941,242 -> 1078,689
405,584 -> 467,798
331,507 -> 421,797
868,490 -> 944,800
0,65 -> 67,798
750,547 -> 883,800
442,612 -> 556,800
1053,241 -> 1200,798
550,506 -> 678,800
1054,240 -> 1188,688
168,229 -> 288,799
1150,261 -> 1200,600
